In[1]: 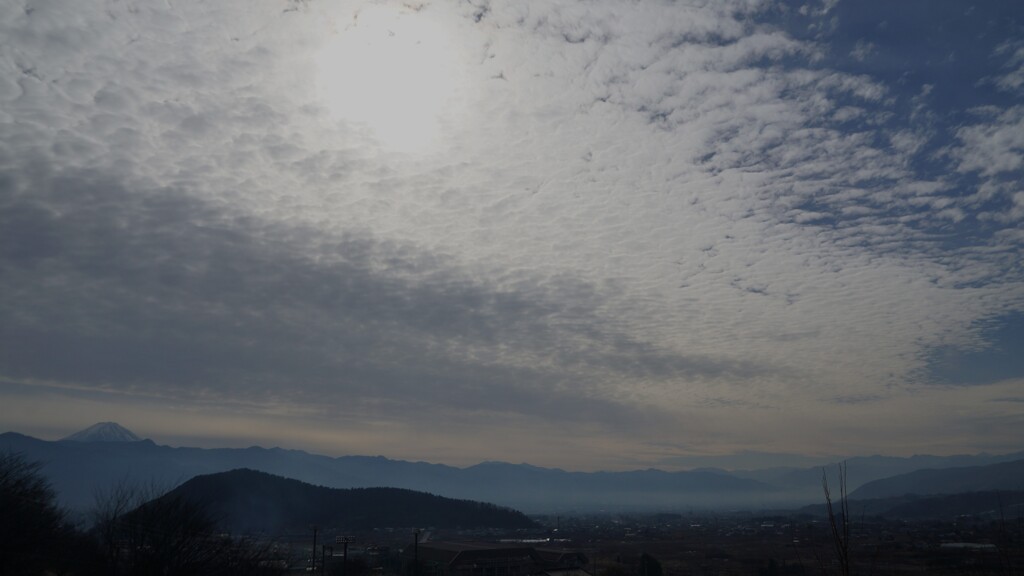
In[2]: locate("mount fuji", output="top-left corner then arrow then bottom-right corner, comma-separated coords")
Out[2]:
60,422 -> 141,443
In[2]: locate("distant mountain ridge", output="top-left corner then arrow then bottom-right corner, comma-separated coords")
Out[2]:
799,490 -> 1024,520
849,459 -> 1024,499
159,468 -> 537,534
3,424 -> 1022,513
728,451 -> 1024,498
0,428 -> 773,512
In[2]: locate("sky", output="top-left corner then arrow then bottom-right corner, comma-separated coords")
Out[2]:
1,0 -> 1022,472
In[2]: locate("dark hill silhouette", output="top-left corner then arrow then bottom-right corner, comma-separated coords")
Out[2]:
849,459 -> 1024,499
730,451 -> 1024,499
799,490 -> 1024,520
882,490 -> 1024,519
156,468 -> 537,534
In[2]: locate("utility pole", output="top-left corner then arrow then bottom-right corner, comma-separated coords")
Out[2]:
321,541 -> 333,573
413,529 -> 421,576
337,536 -> 354,576
311,525 -> 319,574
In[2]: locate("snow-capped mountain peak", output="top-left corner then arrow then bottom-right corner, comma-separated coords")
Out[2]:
61,422 -> 141,442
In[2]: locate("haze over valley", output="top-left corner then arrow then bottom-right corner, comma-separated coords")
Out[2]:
5,423 -> 1022,515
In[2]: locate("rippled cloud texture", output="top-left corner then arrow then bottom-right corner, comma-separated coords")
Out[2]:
2,0 -> 1022,470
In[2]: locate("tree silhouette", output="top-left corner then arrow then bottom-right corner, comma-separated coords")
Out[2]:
91,480 -> 283,575
0,452 -> 93,575
822,462 -> 850,576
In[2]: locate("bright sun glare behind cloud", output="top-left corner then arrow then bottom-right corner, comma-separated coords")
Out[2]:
315,5 -> 463,154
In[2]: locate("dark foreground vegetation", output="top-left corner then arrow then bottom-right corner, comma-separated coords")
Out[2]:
1,452 -> 285,575
3,452 -> 1022,576
0,453 -> 534,575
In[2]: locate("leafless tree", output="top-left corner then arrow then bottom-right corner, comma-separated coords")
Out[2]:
1,452 -> 66,574
0,452 -> 95,575
822,462 -> 850,576
90,481 -> 283,575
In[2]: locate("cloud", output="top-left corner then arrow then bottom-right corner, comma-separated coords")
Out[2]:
2,156 -> 774,436
989,39 -> 1024,94
953,106 -> 1024,179
2,0 -> 1023,467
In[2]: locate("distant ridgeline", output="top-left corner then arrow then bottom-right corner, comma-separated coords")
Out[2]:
157,468 -> 538,534
799,490 -> 1024,520
3,423 -> 1024,514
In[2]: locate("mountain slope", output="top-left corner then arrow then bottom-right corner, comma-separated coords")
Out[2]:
0,431 -> 773,512
799,490 -> 1024,520
60,422 -> 141,442
731,451 -> 1024,498
5,426 -> 1021,513
850,459 -> 1024,499
157,468 -> 537,533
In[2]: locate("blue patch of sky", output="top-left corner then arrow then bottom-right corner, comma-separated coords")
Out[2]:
817,1 -> 1019,156
769,1 -> 1021,140
924,311 -> 1024,385
764,1 -> 1022,259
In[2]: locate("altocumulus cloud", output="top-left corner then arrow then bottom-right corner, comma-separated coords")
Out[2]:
1,0 -> 1022,469
2,162 -> 739,425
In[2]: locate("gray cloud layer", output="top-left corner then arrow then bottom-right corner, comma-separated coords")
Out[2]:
2,157 -> 766,433
2,0 -> 1022,468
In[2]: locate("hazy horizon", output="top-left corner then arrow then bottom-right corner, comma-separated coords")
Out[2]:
8,421 -> 1023,474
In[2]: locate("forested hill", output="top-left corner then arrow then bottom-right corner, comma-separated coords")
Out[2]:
849,458 -> 1024,499
158,468 -> 538,534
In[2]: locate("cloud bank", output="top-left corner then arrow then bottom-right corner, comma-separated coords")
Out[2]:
2,0 -> 1021,469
